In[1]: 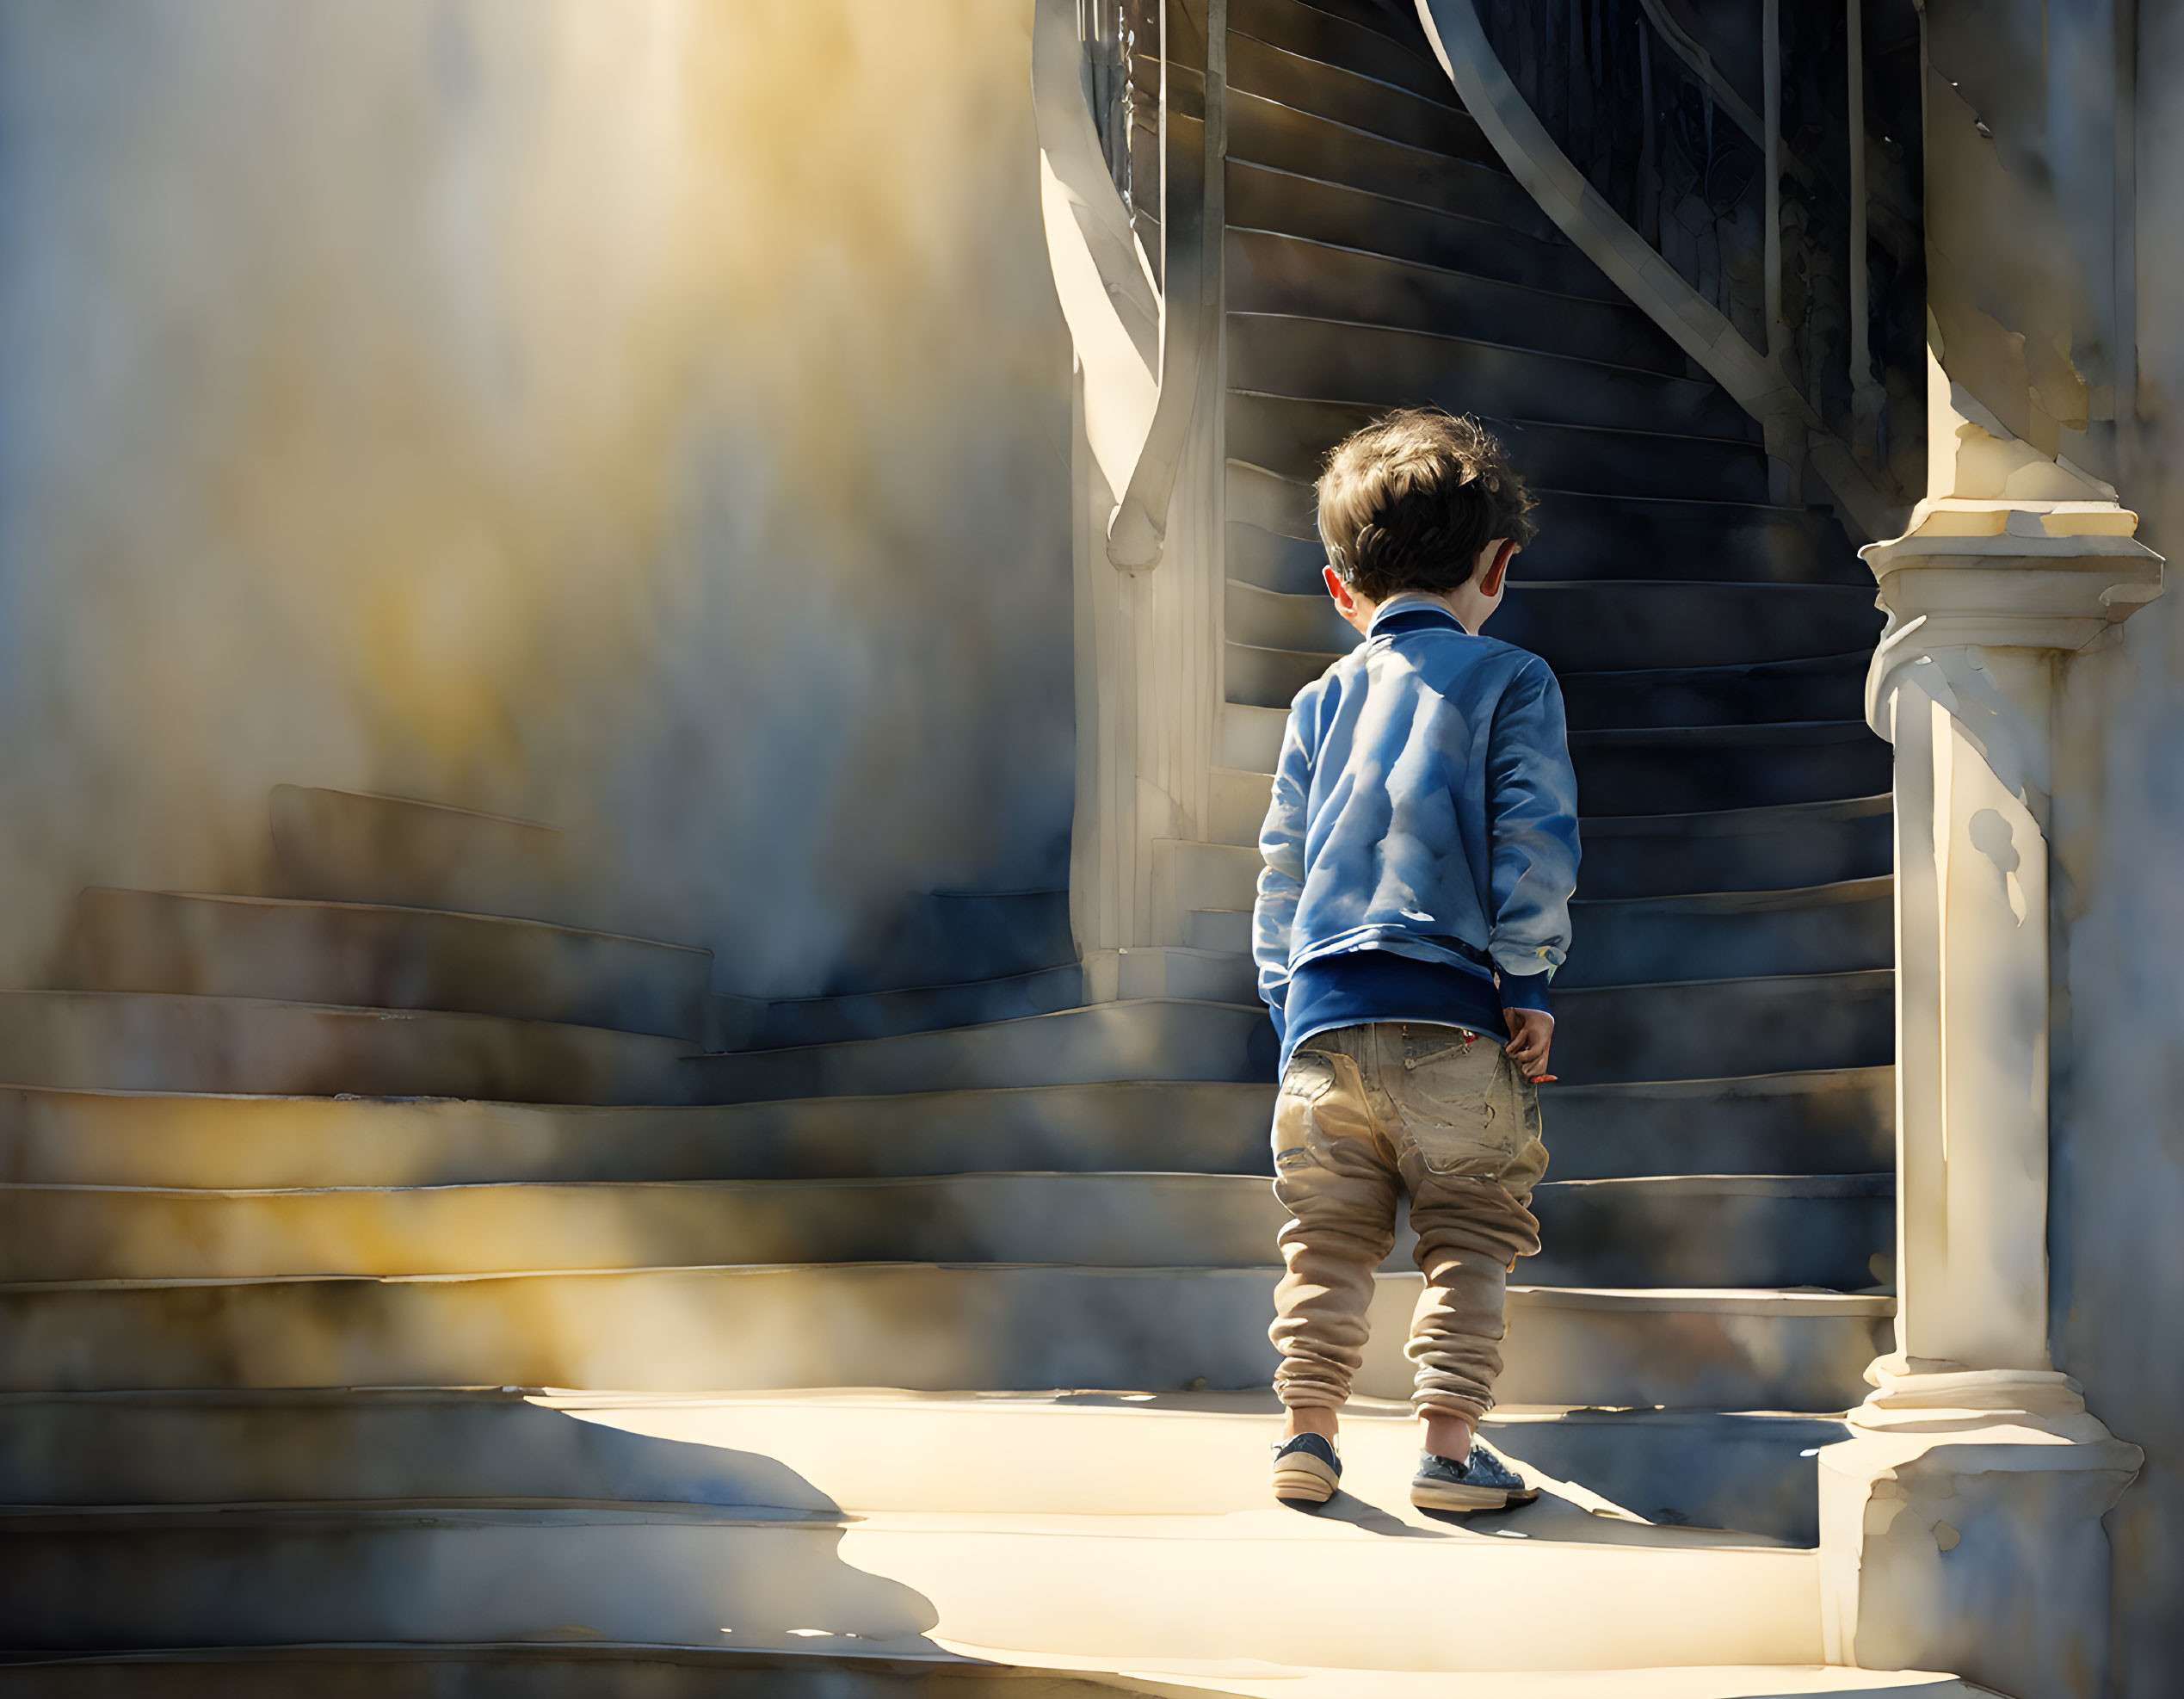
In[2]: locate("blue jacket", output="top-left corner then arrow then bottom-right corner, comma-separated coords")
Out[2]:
1252,596 -> 1581,1069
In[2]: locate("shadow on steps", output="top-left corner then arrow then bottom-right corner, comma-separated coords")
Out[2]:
0,1391 -> 945,1658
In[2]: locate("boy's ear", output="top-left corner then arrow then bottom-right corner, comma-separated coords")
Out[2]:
1479,538 -> 1519,596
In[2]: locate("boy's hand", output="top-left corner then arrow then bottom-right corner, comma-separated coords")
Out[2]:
1503,1008 -> 1555,1082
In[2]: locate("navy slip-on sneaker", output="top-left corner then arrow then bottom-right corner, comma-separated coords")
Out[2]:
1271,1432 -> 1342,1504
1410,1442 -> 1538,1512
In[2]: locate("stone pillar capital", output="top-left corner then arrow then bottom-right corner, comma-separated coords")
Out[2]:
1861,497 -> 2163,657
1859,504 -> 2163,802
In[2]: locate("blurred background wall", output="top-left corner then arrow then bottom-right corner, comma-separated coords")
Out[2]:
1930,2 -> 2184,1687
2052,3 -> 2184,1684
0,0 -> 1076,998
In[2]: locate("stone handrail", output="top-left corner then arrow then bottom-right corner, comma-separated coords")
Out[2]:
1414,0 -> 1899,543
1032,0 -> 1225,573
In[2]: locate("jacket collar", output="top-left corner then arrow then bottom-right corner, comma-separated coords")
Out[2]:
1368,594 -> 1467,638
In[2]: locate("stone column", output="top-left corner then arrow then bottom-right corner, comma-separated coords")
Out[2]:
1818,363 -> 2156,1699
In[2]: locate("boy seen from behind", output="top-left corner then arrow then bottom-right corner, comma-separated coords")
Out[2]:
1253,407 -> 1580,1513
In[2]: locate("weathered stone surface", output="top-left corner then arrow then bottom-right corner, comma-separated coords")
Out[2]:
65,888 -> 713,1040
0,1263 -> 1889,1412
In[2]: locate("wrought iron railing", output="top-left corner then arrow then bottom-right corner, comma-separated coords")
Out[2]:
1469,0 -> 1925,515
1071,0 -> 1225,569
1082,0 -> 1165,286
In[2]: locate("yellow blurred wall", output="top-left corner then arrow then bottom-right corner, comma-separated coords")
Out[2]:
0,0 -> 1074,993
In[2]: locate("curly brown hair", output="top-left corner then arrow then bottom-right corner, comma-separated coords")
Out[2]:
1315,408 -> 1537,600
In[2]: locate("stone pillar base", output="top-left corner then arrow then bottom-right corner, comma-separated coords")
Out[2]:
1818,1367 -> 2143,1699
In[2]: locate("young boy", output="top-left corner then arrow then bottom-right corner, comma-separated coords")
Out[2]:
1252,407 -> 1579,1513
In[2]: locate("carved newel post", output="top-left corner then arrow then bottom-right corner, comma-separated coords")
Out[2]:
1817,365 -> 2157,1699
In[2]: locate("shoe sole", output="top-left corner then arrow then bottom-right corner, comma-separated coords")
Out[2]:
1410,1480 -> 1540,1512
1273,1466 -> 1340,1504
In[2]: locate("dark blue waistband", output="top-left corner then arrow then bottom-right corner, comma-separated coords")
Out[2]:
1281,948 -> 1505,1072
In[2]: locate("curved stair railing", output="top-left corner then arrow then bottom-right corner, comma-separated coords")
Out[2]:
1034,0 -> 1227,571
1416,0 -> 1914,541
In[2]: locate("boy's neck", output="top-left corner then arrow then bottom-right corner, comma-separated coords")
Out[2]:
1360,587 -> 1488,636
1323,539 -> 1514,638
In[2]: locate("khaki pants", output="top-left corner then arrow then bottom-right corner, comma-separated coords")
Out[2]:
1269,1022 -> 1548,1422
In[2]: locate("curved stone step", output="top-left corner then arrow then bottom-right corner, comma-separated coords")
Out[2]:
1222,700 -> 1298,772
1577,796 -> 1894,897
1226,477 -> 1867,590
1212,725 -> 1890,875
0,1386 -> 842,1514
1226,158 -> 1625,301
1209,763 -> 1280,843
756,964 -> 1085,1049
813,889 -> 1076,998
1233,0 -> 1462,106
1569,723 -> 1891,816
1514,498 -> 1867,585
1559,878 -> 1892,988
1292,0 -> 1465,47
1225,640 -> 1871,728
1225,515 -> 1367,595
0,1172 -> 1888,1291
1225,578 -> 1880,675
1555,652 -> 1870,731
1225,639 -> 1341,710
0,1386 -> 1854,1549
1082,943 -> 1256,1006
1158,813 -> 1886,933
1227,229 -> 1686,374
0,1069 -> 1891,1192
0,992 -> 694,1104
1552,972 -> 1894,1085
269,785 -> 594,930
0,1262 -> 1889,1412
1231,400 -> 1768,504
1230,316 -> 1749,443
1487,1285 -> 1891,1411
0,1385 -> 1843,1547
0,1501 -> 1829,1671
1188,907 -> 1253,955
1228,93 -> 1553,237
1488,1406 -> 1858,1548
1154,842 -> 1262,917
1495,584 -> 1882,672
0,1648 -> 1984,1698
1229,30 -> 1493,164
1541,1067 -> 1892,1180
63,889 -> 713,1041
1195,775 -> 1894,928
0,1175 -> 1286,1281
0,1082 -> 1281,1190
1525,1175 -> 1891,1291
0,1389 -> 1868,1638
683,999 -> 1276,1103
0,1506 -> 937,1661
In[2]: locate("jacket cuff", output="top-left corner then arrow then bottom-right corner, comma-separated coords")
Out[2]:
1497,969 -> 1553,1016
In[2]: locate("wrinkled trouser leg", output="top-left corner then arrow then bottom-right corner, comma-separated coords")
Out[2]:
1390,1030 -> 1547,1423
1403,1180 -> 1542,1421
1268,1041 -> 1395,1412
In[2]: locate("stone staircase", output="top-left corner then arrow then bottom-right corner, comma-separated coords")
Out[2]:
0,766 -> 1943,1693
0,2 -> 1978,1691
